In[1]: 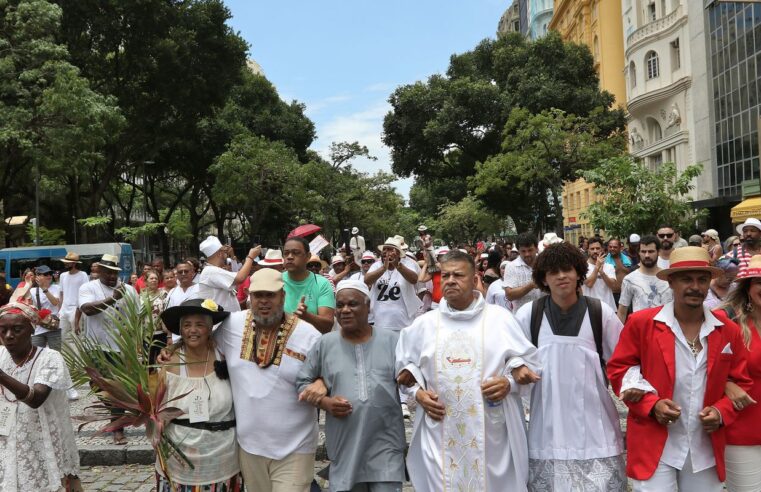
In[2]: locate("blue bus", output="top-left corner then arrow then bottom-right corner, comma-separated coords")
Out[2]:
0,243 -> 135,287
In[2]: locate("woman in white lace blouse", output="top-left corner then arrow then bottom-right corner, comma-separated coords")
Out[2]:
0,302 -> 81,491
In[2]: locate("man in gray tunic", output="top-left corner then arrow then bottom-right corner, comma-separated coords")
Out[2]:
297,279 -> 405,492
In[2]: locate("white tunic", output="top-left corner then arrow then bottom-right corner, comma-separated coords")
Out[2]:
215,311 -> 321,460
0,348 -> 79,492
514,301 -> 624,460
396,294 -> 541,491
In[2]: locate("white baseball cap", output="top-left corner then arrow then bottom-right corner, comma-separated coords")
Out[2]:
629,233 -> 641,244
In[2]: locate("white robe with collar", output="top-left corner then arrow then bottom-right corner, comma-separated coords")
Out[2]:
396,294 -> 541,491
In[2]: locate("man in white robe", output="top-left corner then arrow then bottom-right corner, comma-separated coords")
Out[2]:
396,250 -> 541,492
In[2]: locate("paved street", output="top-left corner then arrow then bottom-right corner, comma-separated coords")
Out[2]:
78,462 -> 416,491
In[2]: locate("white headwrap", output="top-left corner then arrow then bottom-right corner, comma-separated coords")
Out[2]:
335,279 -> 370,299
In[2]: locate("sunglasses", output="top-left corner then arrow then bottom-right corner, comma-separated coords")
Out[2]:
307,263 -> 321,269
733,242 -> 741,247
657,233 -> 674,239
361,260 -> 374,264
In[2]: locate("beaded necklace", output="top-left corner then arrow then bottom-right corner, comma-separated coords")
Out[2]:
240,310 -> 298,368
1,347 -> 41,403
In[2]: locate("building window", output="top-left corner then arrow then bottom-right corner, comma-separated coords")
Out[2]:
593,36 -> 600,60
646,51 -> 660,79
671,38 -> 680,70
647,2 -> 656,22
629,61 -> 637,88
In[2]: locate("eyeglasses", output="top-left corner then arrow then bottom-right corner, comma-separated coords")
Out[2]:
176,269 -> 192,275
733,242 -> 741,247
306,263 -> 321,269
657,233 -> 674,239
361,260 -> 374,264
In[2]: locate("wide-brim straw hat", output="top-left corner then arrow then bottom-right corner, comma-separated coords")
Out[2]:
258,249 -> 284,266
656,246 -> 723,280
160,298 -> 230,335
95,254 -> 121,271
378,237 -> 404,254
60,252 -> 82,264
736,254 -> 761,280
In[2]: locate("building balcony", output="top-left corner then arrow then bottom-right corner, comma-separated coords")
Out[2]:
627,5 -> 683,48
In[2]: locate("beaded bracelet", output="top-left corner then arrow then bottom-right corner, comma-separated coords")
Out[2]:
20,386 -> 35,405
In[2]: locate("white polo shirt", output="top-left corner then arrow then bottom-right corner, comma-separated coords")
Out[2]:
78,280 -> 139,351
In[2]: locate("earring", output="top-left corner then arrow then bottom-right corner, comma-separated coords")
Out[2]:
746,301 -> 755,313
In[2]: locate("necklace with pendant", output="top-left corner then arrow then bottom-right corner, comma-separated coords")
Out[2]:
686,334 -> 701,357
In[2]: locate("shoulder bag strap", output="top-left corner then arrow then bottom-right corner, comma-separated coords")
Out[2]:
530,295 -> 547,347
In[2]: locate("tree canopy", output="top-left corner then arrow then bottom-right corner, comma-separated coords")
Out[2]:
384,31 -> 626,232
581,157 -> 707,238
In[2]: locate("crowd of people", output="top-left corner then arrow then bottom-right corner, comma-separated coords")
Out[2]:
1,219 -> 761,491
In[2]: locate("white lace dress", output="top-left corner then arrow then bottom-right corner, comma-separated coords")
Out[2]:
0,347 -> 80,491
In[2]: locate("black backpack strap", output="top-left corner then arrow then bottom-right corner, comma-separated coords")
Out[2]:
584,296 -> 608,384
530,296 -> 548,347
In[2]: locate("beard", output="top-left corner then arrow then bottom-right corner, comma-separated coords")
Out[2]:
253,307 -> 284,326
640,257 -> 657,268
661,241 -> 673,250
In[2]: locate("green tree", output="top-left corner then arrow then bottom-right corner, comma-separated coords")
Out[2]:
0,0 -> 123,241
470,108 -> 625,232
210,133 -> 303,245
581,157 -> 707,238
383,32 -> 624,181
434,195 -> 504,245
382,32 -> 625,228
53,0 -> 249,256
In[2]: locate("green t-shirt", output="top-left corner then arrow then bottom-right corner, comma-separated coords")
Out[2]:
282,271 -> 336,315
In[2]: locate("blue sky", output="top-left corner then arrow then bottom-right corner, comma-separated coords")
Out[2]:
224,0 -> 508,200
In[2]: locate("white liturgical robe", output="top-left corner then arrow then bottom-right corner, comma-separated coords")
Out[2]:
396,293 -> 541,491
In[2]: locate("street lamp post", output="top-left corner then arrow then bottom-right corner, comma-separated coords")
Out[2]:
143,160 -> 155,263
34,162 -> 40,246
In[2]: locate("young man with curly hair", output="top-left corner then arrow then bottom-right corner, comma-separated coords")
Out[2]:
512,242 -> 626,491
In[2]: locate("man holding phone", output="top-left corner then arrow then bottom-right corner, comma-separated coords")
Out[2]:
197,235 -> 260,313
29,265 -> 62,350
582,237 -> 617,309
364,236 -> 421,332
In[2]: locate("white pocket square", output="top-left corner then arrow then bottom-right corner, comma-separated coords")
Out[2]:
721,343 -> 733,355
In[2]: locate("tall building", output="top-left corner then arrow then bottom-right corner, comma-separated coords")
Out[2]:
498,0 -> 523,35
549,0 -> 627,105
498,0 -> 529,36
622,1 -> 713,207
550,0 -> 626,244
705,2 -> 761,233
528,0 -> 554,39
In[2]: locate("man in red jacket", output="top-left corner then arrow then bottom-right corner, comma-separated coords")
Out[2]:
607,246 -> 752,491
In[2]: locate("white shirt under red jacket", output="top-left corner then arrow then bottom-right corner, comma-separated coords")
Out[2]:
606,302 -> 752,482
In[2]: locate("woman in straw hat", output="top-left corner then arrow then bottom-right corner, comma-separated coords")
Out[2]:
157,298 -> 240,491
0,302 -> 81,491
720,255 -> 761,491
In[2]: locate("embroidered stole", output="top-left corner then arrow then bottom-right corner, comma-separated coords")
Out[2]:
435,312 -> 487,491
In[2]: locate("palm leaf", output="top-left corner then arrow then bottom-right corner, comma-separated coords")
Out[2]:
62,294 -> 192,483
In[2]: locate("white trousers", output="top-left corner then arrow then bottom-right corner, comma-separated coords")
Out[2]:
632,453 -> 722,492
725,445 -> 761,492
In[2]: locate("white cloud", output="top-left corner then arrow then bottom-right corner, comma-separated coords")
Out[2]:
304,94 -> 354,116
313,100 -> 413,200
363,82 -> 395,93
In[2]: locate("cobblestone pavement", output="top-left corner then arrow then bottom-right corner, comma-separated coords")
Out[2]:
78,463 -> 415,491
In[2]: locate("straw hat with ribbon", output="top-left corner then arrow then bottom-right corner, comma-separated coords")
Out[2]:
736,254 -> 761,280
656,246 -> 723,281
